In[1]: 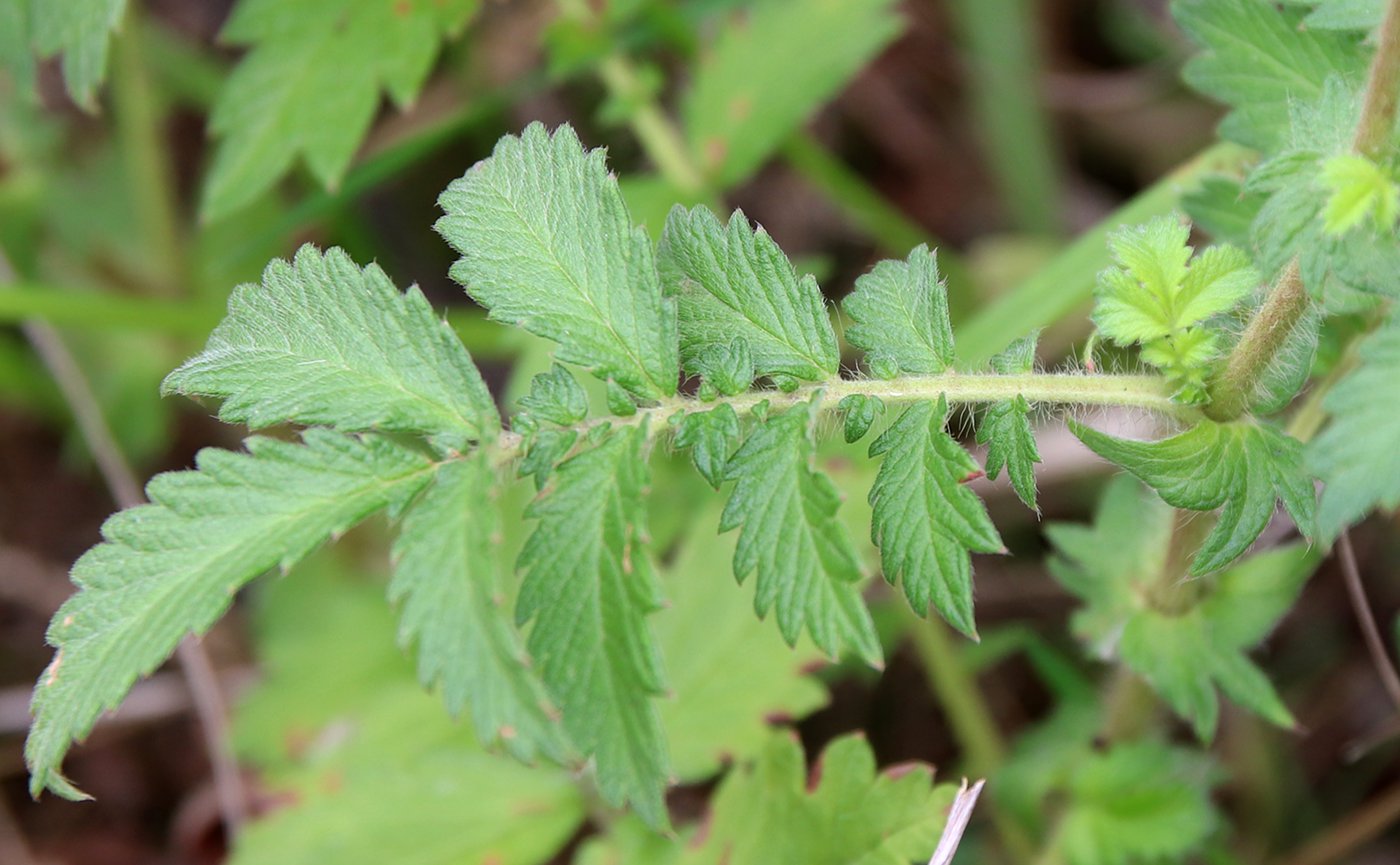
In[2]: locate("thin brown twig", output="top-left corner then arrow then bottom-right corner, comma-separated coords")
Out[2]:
1337,532 -> 1400,713
0,254 -> 247,835
1276,780 -> 1400,865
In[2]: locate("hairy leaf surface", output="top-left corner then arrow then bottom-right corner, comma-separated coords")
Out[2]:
658,205 -> 838,382
843,245 -> 955,376
165,245 -> 497,449
27,431 -> 436,799
721,403 -> 881,664
437,123 -> 679,399
1307,311 -> 1400,539
203,0 -> 477,219
390,456 -> 567,762
1071,419 -> 1315,574
516,426 -> 670,825
869,398 -> 1003,637
1175,0 -> 1363,151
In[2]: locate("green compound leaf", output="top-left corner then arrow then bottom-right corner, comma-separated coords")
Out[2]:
842,245 -> 955,376
721,401 -> 881,665
656,515 -> 827,782
674,403 -> 740,490
1319,153 -> 1400,235
683,0 -> 902,188
1119,548 -> 1315,740
1051,481 -> 1318,738
658,205 -> 839,382
979,333 -> 1042,510
1053,741 -> 1219,865
203,0 -> 477,220
1307,310 -> 1400,540
516,425 -> 671,826
869,398 -> 1004,638
1093,217 -> 1256,402
1070,419 -> 1316,575
679,733 -> 955,865
164,245 -> 497,450
232,747 -> 583,865
1246,79 -> 1400,312
27,431 -> 436,799
437,123 -> 679,400
27,0 -> 128,108
230,566 -> 585,865
1047,475 -> 1175,655
390,456 -> 568,763
1175,0 -> 1364,152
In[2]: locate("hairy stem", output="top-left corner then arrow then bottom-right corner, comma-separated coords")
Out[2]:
1204,260 -> 1307,421
1209,0 -> 1400,420
1354,0 -> 1400,159
494,371 -> 1196,459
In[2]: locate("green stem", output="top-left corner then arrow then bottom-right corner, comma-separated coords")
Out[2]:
112,7 -> 186,293
596,56 -> 708,195
0,286 -> 222,336
906,613 -> 1036,865
495,370 -> 1197,458
946,0 -> 1062,235
557,0 -> 709,197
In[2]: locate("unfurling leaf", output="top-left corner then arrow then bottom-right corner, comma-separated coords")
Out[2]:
1092,217 -> 1257,403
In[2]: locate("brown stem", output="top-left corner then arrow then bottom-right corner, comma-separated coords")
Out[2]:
1354,0 -> 1400,158
1336,532 -> 1400,711
1204,260 -> 1307,422
1276,780 -> 1400,865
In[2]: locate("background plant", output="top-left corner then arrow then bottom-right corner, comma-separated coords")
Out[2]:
4,2 -> 1400,865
